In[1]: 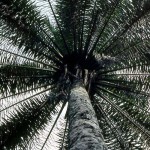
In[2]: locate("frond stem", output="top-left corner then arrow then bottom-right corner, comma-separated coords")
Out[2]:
47,0 -> 70,54
40,102 -> 66,150
0,84 -> 50,101
88,0 -> 121,56
0,48 -> 59,70
96,85 -> 150,114
96,102 -> 128,149
0,87 -> 53,113
97,91 -> 150,139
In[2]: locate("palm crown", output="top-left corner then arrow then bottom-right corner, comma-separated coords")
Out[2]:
0,0 -> 150,149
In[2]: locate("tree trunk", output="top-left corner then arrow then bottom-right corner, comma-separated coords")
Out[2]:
68,80 -> 107,150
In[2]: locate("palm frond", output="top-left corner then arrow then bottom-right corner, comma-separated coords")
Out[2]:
0,0 -> 63,60
0,47 -> 58,68
94,93 -> 150,149
58,120 -> 69,150
0,63 -> 55,94
0,0 -> 150,149
97,91 -> 150,142
40,101 -> 67,150
94,102 -> 129,149
0,92 -> 63,149
0,87 -> 53,114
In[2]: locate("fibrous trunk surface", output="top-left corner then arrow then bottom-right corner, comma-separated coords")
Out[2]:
68,80 -> 107,150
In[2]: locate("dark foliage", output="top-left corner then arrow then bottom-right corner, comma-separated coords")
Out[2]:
0,0 -> 150,149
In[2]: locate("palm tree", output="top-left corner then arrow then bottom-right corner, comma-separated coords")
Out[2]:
0,0 -> 150,149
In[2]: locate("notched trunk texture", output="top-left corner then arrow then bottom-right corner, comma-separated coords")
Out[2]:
68,80 -> 107,150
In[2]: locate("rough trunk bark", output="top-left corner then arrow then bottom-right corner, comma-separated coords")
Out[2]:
68,80 -> 107,150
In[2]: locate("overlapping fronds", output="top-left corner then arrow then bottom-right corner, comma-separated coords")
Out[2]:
0,0 -> 63,61
0,91 -> 64,149
0,0 -> 150,149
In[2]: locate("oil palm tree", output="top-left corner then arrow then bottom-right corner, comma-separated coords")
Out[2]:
0,0 -> 150,149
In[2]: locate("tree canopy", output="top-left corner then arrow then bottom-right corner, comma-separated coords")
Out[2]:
0,0 -> 150,149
